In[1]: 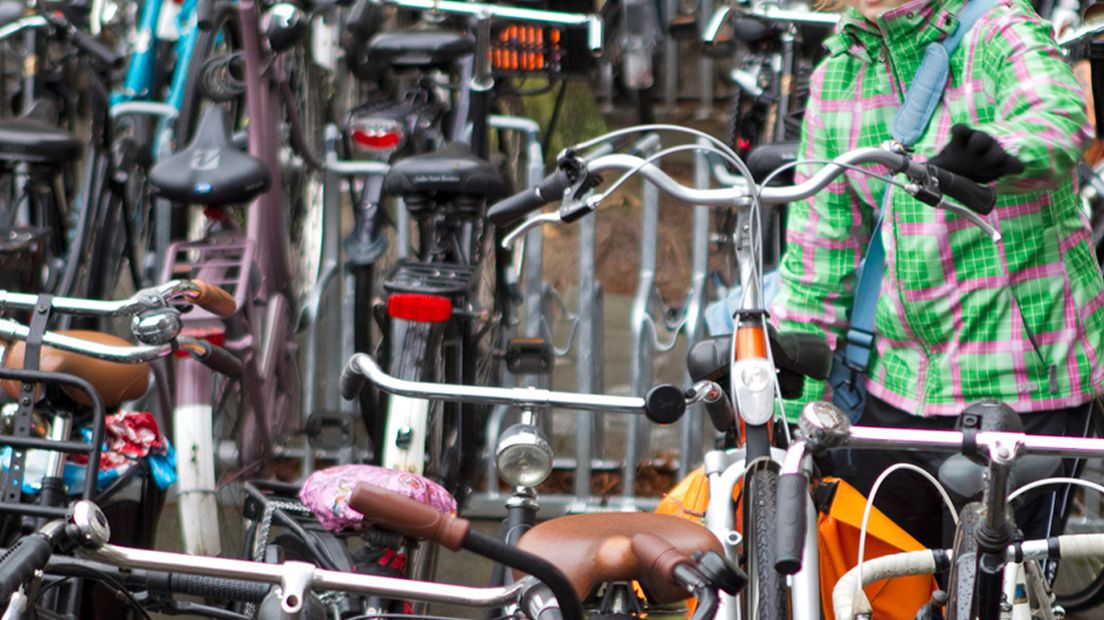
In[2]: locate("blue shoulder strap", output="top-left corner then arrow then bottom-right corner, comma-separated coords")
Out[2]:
840,0 -> 996,374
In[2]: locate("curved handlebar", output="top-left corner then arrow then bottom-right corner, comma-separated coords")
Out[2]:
341,353 -> 730,419
492,144 -> 998,238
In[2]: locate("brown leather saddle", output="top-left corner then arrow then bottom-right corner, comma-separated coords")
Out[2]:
1,331 -> 150,408
514,512 -> 723,604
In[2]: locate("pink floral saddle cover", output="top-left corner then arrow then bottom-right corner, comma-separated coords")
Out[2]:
300,464 -> 456,532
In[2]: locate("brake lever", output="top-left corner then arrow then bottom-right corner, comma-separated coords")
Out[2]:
901,163 -> 1002,243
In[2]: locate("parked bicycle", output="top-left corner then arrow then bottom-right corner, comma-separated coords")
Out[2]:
779,398 -> 1104,620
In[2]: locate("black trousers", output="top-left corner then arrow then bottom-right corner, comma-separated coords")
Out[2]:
828,395 -> 1094,552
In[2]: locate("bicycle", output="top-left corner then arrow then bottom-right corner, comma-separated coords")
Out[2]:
141,0 -> 345,557
0,483 -> 744,619
340,124 -> 998,619
0,279 -> 238,616
778,398 -> 1104,620
339,0 -> 603,504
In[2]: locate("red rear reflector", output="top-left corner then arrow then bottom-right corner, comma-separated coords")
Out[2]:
352,129 -> 402,150
388,294 -> 452,323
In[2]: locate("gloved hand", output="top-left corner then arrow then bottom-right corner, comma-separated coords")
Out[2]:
927,124 -> 1025,183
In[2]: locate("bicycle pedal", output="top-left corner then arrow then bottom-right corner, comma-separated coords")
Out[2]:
505,338 -> 554,375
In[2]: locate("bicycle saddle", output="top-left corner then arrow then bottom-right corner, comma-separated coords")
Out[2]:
0,101 -> 82,165
148,107 -> 270,206
747,140 -> 799,185
0,331 -> 150,408
937,400 -> 1064,503
383,142 -> 508,199
514,513 -> 723,604
367,28 -> 474,69
300,464 -> 456,532
687,325 -> 831,399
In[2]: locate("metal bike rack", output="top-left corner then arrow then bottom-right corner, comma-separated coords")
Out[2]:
297,124 -> 388,475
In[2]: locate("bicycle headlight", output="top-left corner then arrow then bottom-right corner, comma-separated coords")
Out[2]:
731,358 -> 776,426
495,423 -> 554,489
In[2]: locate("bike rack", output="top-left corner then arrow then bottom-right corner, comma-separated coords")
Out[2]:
297,124 -> 389,476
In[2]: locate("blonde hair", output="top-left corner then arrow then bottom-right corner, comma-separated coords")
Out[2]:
815,0 -> 848,13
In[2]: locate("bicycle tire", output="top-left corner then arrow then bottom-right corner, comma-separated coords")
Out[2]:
175,4 -> 243,146
745,467 -> 789,620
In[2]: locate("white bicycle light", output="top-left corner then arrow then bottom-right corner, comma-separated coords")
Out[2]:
495,423 -> 554,488
731,358 -> 776,425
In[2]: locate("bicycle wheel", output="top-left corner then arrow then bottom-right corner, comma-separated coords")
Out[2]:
176,5 -> 243,146
83,115 -> 158,305
1053,482 -> 1104,611
744,466 -> 789,620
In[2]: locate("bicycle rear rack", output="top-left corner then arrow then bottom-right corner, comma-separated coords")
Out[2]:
382,261 -> 478,298
161,237 -> 256,324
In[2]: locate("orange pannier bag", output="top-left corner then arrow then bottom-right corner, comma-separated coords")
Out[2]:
657,468 -> 937,620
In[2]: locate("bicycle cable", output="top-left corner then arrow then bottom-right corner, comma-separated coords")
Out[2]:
857,463 -> 960,594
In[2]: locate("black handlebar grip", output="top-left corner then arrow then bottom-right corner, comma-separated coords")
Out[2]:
70,28 -> 123,69
703,394 -> 735,433
340,359 -> 369,401
643,384 -> 687,425
196,344 -> 242,380
775,473 -> 808,575
167,573 -> 271,603
196,0 -> 217,31
927,164 -> 996,215
488,169 -> 573,227
0,533 -> 53,603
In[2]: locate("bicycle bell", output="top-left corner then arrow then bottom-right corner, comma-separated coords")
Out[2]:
68,500 -> 111,548
799,401 -> 852,449
495,423 -> 554,488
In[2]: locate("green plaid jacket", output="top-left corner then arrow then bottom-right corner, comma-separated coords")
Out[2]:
770,0 -> 1104,415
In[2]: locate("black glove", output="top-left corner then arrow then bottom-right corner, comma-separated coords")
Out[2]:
927,124 -> 1025,184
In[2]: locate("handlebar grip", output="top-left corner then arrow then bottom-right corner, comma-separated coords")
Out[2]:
187,281 -> 237,317
488,169 -> 573,227
926,164 -> 996,215
349,483 -> 471,551
196,0 -> 217,31
631,533 -> 691,591
69,27 -> 123,68
775,473 -> 808,575
643,384 -> 686,425
0,533 -> 53,603
193,343 -> 242,379
339,358 -> 368,401
703,393 -> 735,433
166,573 -> 270,602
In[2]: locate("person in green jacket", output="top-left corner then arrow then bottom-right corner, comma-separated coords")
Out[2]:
770,0 -> 1104,548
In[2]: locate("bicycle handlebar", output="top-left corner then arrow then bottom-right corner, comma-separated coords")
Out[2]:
489,143 -> 999,241
774,401 -> 1104,574
0,523 -> 64,605
0,280 -> 236,319
35,11 -> 124,69
340,353 -> 727,422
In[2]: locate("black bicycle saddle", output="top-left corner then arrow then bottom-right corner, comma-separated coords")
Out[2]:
0,101 -> 82,165
367,28 -> 474,70
747,140 -> 799,185
383,142 -> 508,199
686,326 -> 831,399
148,107 -> 270,206
938,400 -> 1064,503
